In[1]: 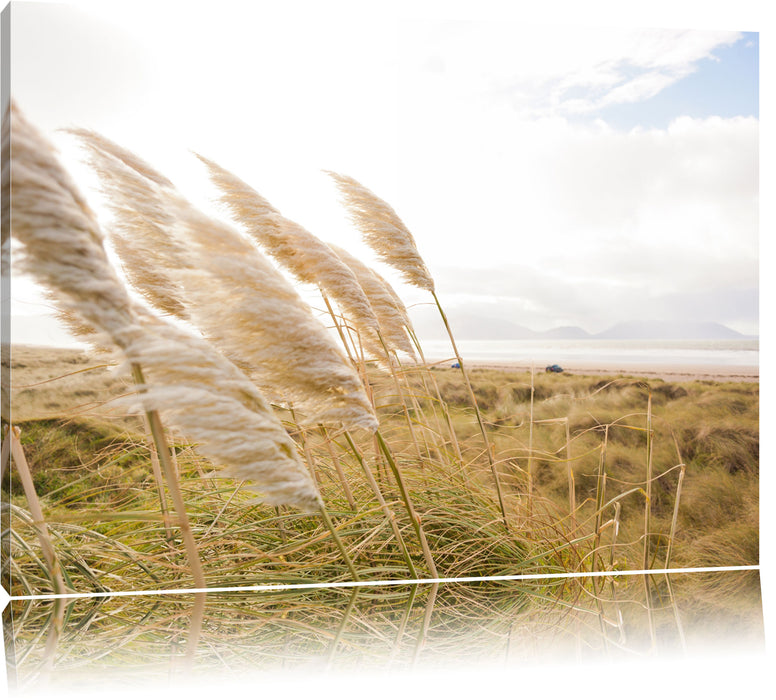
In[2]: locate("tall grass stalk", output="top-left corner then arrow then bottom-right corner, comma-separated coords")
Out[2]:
592,425 -> 609,576
643,392 -> 654,570
412,582 -> 439,666
533,415 -> 577,531
319,291 -> 360,365
643,574 -> 657,651
316,504 -> 360,581
565,417 -> 576,533
376,333 -> 425,466
609,502 -> 621,569
388,348 -> 444,463
320,427 -> 356,511
130,363 -> 205,661
664,574 -> 687,651
664,435 -> 686,569
326,172 -> 507,525
341,430 -> 419,579
405,327 -> 465,475
375,431 -> 438,578
431,290 -> 509,532
8,426 -> 67,673
319,283 -> 425,467
326,589 -> 360,669
140,412 -> 174,545
390,583 -> 419,664
317,288 -> 436,575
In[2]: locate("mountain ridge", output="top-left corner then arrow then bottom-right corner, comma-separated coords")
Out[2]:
408,309 -> 756,341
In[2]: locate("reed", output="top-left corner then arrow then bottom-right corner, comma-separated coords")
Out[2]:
326,171 -> 435,292
192,156 -> 453,572
195,154 -> 386,360
9,102 -> 207,658
7,111 -> 734,655
6,426 -> 67,675
64,128 -> 189,320
69,132 -> 378,434
328,244 -> 417,360
328,171 -> 510,531
11,103 -> 362,600
66,125 -> 382,582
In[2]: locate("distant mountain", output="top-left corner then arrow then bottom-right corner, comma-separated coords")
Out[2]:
408,307 -> 755,341
537,325 -> 592,339
593,320 -> 754,340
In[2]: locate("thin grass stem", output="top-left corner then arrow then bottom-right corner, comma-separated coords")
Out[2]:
375,430 -> 438,578
141,412 -> 174,545
342,430 -> 418,579
664,431 -> 686,569
643,391 -> 654,570
9,426 -> 67,675
430,290 -> 509,532
130,363 -> 205,663
316,504 -> 360,581
320,426 -> 356,511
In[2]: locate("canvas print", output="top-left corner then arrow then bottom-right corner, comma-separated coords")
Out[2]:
0,1 -> 762,692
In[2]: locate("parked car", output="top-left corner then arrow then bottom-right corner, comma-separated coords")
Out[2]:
545,364 -> 564,373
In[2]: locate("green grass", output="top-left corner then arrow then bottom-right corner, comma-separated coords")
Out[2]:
2,347 -> 761,684
5,354 -> 758,596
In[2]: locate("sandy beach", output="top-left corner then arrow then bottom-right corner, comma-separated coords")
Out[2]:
439,359 -> 759,383
8,345 -> 759,388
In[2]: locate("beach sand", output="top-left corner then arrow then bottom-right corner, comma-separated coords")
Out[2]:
434,359 -> 759,383
6,345 -> 759,401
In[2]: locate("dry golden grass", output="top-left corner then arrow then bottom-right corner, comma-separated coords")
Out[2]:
4,106 -> 760,685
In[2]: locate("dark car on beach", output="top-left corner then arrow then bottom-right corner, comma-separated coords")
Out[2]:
545,364 -> 563,373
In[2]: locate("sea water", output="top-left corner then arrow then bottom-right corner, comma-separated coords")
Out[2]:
419,338 -> 759,368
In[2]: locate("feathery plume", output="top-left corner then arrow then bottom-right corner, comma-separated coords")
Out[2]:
328,244 -> 416,359
326,171 -> 435,293
64,127 -> 174,188
195,154 -> 388,358
11,107 -> 137,344
123,312 -> 322,510
370,266 -> 417,336
168,203 -> 379,432
327,168 -> 508,529
68,132 -> 378,432
10,102 -> 321,510
64,130 -> 190,319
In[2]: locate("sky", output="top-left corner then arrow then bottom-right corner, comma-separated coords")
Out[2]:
5,0 -> 765,343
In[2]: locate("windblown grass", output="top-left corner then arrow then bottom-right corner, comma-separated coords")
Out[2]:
5,347 -> 758,597
3,107 -> 759,682
6,569 -> 763,687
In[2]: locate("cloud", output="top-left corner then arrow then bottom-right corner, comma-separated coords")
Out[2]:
401,24 -> 742,120
427,265 -> 758,335
9,7 -> 758,341
394,113 -> 756,261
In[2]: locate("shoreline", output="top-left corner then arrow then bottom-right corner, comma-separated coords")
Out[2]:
427,358 -> 759,383
8,344 -> 759,384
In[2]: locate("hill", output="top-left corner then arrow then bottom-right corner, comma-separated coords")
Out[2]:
408,308 -> 755,341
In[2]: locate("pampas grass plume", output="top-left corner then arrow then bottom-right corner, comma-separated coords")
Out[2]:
328,244 -> 416,359
10,102 -> 321,510
326,171 -> 435,293
68,132 -> 378,432
195,154 -> 385,356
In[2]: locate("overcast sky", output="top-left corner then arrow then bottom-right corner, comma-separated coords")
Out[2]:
7,0 -> 765,343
